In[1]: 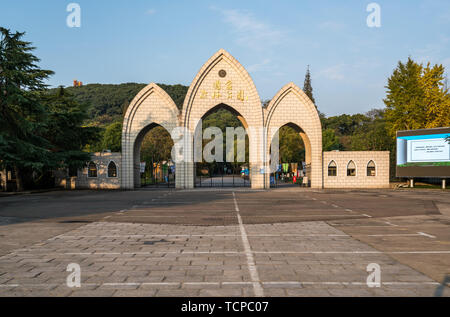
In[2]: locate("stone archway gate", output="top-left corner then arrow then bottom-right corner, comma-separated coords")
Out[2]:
121,49 -> 323,189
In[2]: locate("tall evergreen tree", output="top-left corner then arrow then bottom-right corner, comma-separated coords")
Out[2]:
40,87 -> 101,173
0,27 -> 54,190
303,65 -> 316,105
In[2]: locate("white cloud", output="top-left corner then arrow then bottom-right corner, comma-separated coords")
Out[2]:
318,21 -> 345,31
212,7 -> 287,50
319,64 -> 345,81
411,35 -> 450,66
247,58 -> 272,72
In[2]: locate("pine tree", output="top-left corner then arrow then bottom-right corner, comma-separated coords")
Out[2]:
0,28 -> 54,190
41,87 -> 101,172
303,65 -> 316,105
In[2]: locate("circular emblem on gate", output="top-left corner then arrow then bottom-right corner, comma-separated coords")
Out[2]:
218,69 -> 227,78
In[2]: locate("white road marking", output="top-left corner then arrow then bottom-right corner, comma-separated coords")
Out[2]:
10,250 -> 450,256
51,234 -> 353,238
233,191 -> 264,297
345,209 -> 353,212
331,204 -> 339,208
0,281 -> 445,289
361,214 -> 372,218
417,232 -> 436,239
110,215 -> 359,218
367,233 -> 424,237
50,232 -> 443,239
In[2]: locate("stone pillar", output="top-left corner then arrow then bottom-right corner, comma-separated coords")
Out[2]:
250,163 -> 264,189
410,178 -> 414,188
175,162 -> 195,189
443,179 -> 446,190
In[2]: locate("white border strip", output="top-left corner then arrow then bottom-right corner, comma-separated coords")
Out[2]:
233,191 -> 264,297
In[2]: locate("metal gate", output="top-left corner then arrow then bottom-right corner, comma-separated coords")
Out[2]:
195,162 -> 250,188
141,162 -> 175,188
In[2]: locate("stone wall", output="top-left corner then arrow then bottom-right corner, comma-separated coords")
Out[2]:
323,151 -> 390,188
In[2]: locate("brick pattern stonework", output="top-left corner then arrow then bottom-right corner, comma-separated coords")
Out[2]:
323,151 -> 390,188
180,49 -> 265,189
121,84 -> 179,189
62,152 -> 122,189
119,49 -> 389,190
264,83 -> 323,189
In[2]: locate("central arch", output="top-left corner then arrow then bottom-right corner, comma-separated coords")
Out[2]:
194,103 -> 250,187
179,49 -> 264,189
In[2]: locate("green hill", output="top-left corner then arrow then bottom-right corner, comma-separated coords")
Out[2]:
55,83 -> 189,125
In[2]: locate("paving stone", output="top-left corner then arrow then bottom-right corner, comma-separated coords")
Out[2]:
1,211 -> 448,297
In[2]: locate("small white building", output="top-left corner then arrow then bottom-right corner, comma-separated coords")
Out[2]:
56,152 -> 121,190
323,151 -> 390,188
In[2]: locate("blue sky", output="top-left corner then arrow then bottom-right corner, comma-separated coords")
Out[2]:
1,0 -> 449,116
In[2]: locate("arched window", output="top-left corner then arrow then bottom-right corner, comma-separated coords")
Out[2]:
347,161 -> 356,176
328,161 -> 337,176
108,161 -> 118,178
367,160 -> 376,176
88,162 -> 97,178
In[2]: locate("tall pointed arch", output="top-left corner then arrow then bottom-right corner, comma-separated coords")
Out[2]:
264,82 -> 323,188
181,49 -> 263,131
180,49 -> 265,189
121,83 -> 179,189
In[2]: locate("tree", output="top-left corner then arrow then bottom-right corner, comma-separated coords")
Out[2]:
420,63 -> 450,128
350,118 -> 393,151
57,82 -> 189,126
384,57 -> 450,136
0,28 -> 54,190
140,126 -> 173,164
101,121 -> 122,152
322,128 -> 341,151
41,87 -> 101,172
303,65 -> 316,105
278,125 -> 305,163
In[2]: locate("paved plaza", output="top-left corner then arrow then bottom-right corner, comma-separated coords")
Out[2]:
0,188 -> 449,297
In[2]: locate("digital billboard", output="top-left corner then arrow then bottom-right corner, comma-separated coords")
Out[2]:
396,127 -> 450,177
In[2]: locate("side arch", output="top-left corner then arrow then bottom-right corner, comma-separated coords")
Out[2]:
265,82 -> 323,188
180,49 -> 264,189
121,83 -> 180,189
